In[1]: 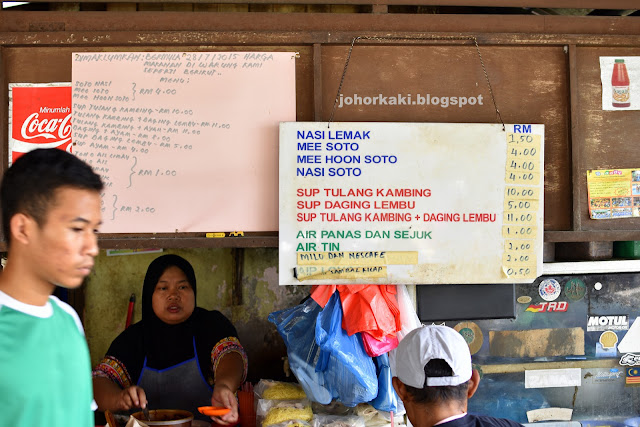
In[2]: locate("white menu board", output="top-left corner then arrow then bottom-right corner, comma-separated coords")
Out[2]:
279,122 -> 544,285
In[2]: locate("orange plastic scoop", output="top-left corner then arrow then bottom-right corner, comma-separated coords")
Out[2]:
198,406 -> 231,417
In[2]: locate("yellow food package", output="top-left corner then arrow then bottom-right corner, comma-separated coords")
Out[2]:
263,406 -> 313,427
263,382 -> 307,400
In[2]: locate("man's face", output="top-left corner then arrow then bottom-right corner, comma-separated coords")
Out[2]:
27,187 -> 102,289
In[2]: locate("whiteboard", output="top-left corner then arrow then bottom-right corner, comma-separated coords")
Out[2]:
72,52 -> 296,233
279,122 -> 544,285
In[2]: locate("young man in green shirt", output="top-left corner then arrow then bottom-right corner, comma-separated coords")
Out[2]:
0,148 -> 103,427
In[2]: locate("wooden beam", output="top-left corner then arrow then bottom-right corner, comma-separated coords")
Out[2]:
19,0 -> 640,8
1,12 -> 639,37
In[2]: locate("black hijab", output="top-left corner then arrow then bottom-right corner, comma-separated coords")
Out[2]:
103,254 -> 240,385
141,254 -> 200,368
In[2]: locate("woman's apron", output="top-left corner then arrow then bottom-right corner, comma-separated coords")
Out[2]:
138,337 -> 213,421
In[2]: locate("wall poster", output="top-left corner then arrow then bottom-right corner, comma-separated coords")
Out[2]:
600,56 -> 639,110
279,122 -> 545,285
587,168 -> 640,219
8,83 -> 72,165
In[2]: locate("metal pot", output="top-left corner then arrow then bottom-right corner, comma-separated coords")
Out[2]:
131,409 -> 194,427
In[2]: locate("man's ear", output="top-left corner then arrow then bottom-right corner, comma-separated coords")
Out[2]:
10,213 -> 34,245
467,369 -> 480,399
392,376 -> 409,402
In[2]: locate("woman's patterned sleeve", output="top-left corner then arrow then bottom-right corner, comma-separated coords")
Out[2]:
92,355 -> 133,388
211,336 -> 248,383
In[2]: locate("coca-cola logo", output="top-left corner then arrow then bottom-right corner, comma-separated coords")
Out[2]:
20,112 -> 72,143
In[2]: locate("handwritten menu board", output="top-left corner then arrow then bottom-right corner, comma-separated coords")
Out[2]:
279,122 -> 544,285
72,52 -> 296,233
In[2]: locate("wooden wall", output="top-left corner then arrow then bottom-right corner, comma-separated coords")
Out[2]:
0,10 -> 639,247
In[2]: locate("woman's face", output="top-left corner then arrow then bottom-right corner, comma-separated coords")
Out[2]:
151,265 -> 195,325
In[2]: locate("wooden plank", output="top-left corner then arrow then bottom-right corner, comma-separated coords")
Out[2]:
545,230 -> 640,242
569,44 -> 581,231
480,357 -> 619,374
313,43 -> 323,121
1,13 -> 640,37
19,0 -> 640,9
97,235 -> 279,249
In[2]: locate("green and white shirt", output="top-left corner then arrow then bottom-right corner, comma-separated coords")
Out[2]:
0,290 -> 95,427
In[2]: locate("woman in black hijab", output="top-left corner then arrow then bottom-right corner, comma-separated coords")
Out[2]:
93,254 -> 247,423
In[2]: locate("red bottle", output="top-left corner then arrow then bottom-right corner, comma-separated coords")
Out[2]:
612,59 -> 630,108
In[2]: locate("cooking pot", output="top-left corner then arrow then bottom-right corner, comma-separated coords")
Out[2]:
131,409 -> 194,427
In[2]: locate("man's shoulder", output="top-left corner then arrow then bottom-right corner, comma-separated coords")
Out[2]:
465,414 -> 524,427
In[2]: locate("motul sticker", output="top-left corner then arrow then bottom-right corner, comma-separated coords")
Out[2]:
8,83 -> 72,165
525,301 -> 568,312
587,315 -> 629,331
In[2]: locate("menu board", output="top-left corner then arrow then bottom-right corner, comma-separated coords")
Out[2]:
279,122 -> 544,285
72,52 -> 296,233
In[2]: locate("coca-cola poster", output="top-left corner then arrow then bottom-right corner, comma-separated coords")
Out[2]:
8,83 -> 72,165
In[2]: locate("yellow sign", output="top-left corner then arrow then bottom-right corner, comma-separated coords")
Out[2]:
587,168 -> 640,219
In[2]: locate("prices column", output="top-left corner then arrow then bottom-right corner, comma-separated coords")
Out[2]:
502,132 -> 542,279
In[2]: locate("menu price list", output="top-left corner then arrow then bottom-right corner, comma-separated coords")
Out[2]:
502,132 -> 542,279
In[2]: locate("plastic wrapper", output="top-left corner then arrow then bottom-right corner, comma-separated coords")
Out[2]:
257,399 -> 314,427
370,353 -> 404,414
315,293 -> 378,407
264,420 -> 312,427
313,415 -> 366,427
354,404 -> 405,427
311,400 -> 353,416
255,379 -> 308,400
268,298 -> 333,404
362,332 -> 398,358
389,284 -> 422,377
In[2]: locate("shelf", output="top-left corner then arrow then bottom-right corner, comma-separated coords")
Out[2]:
543,260 -> 640,275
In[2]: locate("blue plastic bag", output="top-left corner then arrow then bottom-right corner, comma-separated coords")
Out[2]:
315,293 -> 378,407
370,353 -> 404,414
268,298 -> 333,404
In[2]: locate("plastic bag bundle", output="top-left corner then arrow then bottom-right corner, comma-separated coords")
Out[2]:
315,293 -> 378,407
268,299 -> 333,404
311,285 -> 402,357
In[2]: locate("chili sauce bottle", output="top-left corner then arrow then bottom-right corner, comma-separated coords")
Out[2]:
612,59 -> 631,108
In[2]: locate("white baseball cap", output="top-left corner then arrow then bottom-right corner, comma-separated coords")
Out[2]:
395,324 -> 472,388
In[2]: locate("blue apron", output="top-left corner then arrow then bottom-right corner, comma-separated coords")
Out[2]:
138,337 -> 213,421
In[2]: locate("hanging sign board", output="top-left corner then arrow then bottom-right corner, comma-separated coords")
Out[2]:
279,122 -> 544,285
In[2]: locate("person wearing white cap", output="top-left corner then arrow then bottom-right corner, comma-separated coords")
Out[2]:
392,325 -> 523,427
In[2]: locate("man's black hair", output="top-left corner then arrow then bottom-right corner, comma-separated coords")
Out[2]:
0,149 -> 103,244
403,358 -> 469,404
